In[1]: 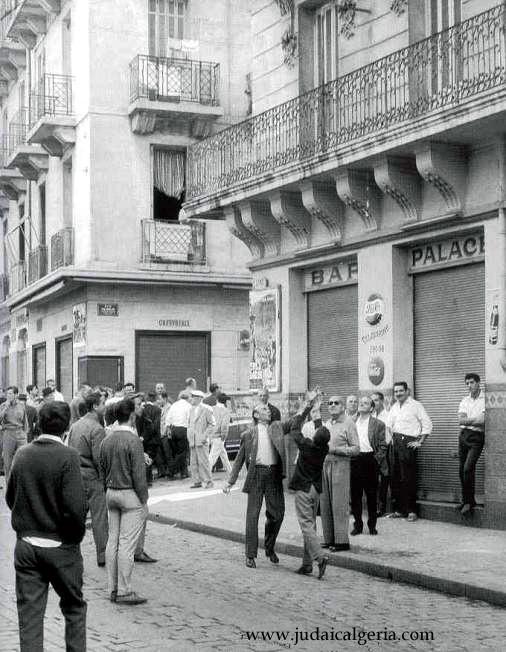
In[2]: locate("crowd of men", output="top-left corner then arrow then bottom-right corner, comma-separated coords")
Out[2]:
1,373 -> 485,650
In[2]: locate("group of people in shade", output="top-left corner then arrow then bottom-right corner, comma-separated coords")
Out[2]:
1,371 -> 484,651
224,374 -> 485,579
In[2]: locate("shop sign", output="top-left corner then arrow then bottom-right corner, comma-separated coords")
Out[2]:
97,303 -> 119,317
368,356 -> 385,386
158,319 -> 190,327
364,293 -> 385,326
304,258 -> 358,291
410,233 -> 484,271
487,288 -> 501,347
253,277 -> 269,291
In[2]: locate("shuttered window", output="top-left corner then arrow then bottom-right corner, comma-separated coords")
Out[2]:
136,331 -> 208,399
307,285 -> 358,402
32,343 -> 46,388
414,263 -> 485,503
148,0 -> 186,57
56,336 -> 73,402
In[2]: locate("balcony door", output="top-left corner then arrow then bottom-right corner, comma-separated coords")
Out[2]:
314,2 -> 338,87
428,0 -> 462,94
148,0 -> 186,58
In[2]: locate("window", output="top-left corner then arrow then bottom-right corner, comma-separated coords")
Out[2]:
152,148 -> 186,221
427,0 -> 462,92
314,2 -> 339,86
149,0 -> 187,58
39,183 -> 46,246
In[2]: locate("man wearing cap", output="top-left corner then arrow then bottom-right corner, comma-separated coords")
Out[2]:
187,389 -> 216,489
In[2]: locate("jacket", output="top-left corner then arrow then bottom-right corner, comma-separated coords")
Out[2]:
288,410 -> 328,493
68,412 -> 106,478
364,416 -> 388,475
187,403 -> 216,447
228,420 -> 287,493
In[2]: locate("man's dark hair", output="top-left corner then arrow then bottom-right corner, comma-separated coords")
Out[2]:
114,382 -> 124,392
124,381 -> 135,390
42,387 -> 55,399
116,398 -> 135,424
7,385 -> 19,394
393,381 -> 408,391
39,401 -> 71,436
465,373 -> 480,383
26,384 -> 36,394
372,391 -> 384,401
85,391 -> 102,413
209,382 -> 220,394
147,391 -> 157,402
218,393 -> 230,405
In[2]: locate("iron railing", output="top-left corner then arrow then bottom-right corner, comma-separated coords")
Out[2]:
130,54 -> 220,106
7,108 -> 29,158
27,244 -> 47,284
50,226 -> 73,271
9,260 -> 25,294
141,219 -> 206,264
187,4 -> 506,199
0,273 -> 9,301
30,74 -> 73,125
0,0 -> 20,21
0,133 -> 8,168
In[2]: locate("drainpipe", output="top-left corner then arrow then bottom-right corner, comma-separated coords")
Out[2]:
498,206 -> 506,371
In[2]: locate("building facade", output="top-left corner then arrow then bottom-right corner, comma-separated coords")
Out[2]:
0,0 -> 253,401
184,0 -> 506,528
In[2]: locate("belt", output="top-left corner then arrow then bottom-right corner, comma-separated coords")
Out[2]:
255,464 -> 277,469
393,432 -> 419,441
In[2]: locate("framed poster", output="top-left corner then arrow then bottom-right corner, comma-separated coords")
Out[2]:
72,303 -> 87,347
249,287 -> 280,392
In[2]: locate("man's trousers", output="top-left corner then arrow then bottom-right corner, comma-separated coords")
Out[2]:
14,538 -> 86,652
350,452 -> 378,532
190,445 -> 212,484
105,489 -> 148,597
391,433 -> 418,515
320,456 -> 350,546
171,427 -> 189,476
209,438 -> 232,474
459,428 -> 484,507
83,474 -> 108,565
294,485 -> 324,567
245,465 -> 285,558
3,429 -> 26,480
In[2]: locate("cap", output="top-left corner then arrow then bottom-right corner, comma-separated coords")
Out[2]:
191,390 -> 205,398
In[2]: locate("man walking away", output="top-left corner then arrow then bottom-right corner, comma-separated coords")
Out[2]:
1,386 -> 28,481
6,401 -> 87,652
70,383 -> 91,425
165,390 -> 191,479
188,390 -> 215,488
457,373 -> 485,515
99,398 -> 149,605
68,391 -> 108,567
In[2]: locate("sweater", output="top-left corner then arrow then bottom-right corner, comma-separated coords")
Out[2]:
5,438 -> 87,544
288,412 -> 329,494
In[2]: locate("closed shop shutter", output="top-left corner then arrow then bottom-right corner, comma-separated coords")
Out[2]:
78,356 -> 124,389
307,284 -> 358,400
56,336 -> 73,402
136,332 -> 208,399
414,263 -> 485,503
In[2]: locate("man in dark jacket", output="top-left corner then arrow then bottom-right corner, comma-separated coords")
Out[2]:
6,401 -> 87,652
137,392 -> 165,482
289,398 -> 330,580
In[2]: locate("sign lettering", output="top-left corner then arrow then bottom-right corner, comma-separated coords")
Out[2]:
411,234 -> 484,270
305,258 -> 358,291
158,319 -> 190,327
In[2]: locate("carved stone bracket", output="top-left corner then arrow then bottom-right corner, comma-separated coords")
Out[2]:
239,200 -> 280,257
300,179 -> 344,243
373,156 -> 421,224
224,205 -> 263,258
269,190 -> 311,248
334,168 -> 379,232
415,142 -> 467,215
130,111 -> 156,135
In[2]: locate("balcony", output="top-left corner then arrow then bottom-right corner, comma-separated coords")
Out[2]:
0,11 -> 25,81
9,260 -> 25,294
50,226 -> 73,271
6,108 -> 48,180
3,0 -> 61,48
186,4 -> 506,213
0,273 -> 9,301
141,220 -> 206,265
129,55 -> 222,136
27,243 -> 47,284
28,74 -> 75,155
0,133 -> 26,199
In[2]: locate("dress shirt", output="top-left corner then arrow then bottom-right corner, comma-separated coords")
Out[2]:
165,398 -> 191,428
388,397 -> 432,438
356,416 -> 373,453
256,423 -> 277,465
458,392 -> 485,433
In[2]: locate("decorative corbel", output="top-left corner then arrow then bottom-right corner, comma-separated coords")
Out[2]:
300,179 -> 344,243
415,142 -> 467,215
334,168 -> 379,232
373,156 -> 421,224
224,205 -> 263,258
269,190 -> 311,248
390,0 -> 408,16
239,200 -> 280,257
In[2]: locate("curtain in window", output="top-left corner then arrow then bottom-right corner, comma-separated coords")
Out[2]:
153,149 -> 185,198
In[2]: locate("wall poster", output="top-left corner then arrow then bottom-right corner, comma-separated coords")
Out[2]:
249,287 -> 280,392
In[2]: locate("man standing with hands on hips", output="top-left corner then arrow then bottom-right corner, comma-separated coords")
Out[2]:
387,382 -> 432,522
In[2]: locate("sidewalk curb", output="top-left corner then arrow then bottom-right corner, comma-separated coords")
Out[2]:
148,512 -> 506,609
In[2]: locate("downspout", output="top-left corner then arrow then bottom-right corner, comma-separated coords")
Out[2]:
498,131 -> 506,370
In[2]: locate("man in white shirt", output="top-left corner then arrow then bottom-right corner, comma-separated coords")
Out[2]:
371,391 -> 391,517
165,391 -> 192,479
457,373 -> 485,515
187,390 -> 216,489
46,379 -> 64,402
387,381 -> 432,522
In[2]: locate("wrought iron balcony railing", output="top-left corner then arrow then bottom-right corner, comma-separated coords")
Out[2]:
7,108 -> 29,158
9,260 -> 25,294
0,133 -> 8,168
0,0 -> 19,21
28,244 -> 47,284
50,226 -> 74,271
0,273 -> 9,301
130,54 -> 220,106
141,219 -> 206,264
187,3 -> 506,200
29,74 -> 73,125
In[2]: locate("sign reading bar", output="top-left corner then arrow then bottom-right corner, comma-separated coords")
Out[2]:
158,319 -> 190,327
97,303 -> 119,317
304,258 -> 358,292
410,233 -> 484,271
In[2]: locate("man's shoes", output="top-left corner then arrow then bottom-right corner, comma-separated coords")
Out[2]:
460,503 -> 473,515
190,483 -> 202,489
266,551 -> 279,564
350,527 -> 363,536
204,481 -> 214,489
369,528 -> 378,535
407,512 -> 418,522
386,511 -> 404,519
296,565 -> 313,575
115,592 -> 147,605
317,557 -> 328,580
245,557 -> 256,568
110,591 -> 117,603
329,544 -> 350,552
134,551 -> 158,563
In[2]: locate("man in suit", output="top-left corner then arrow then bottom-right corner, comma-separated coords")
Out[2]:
187,389 -> 216,488
223,402 -> 287,568
140,391 -> 165,480
350,395 -> 387,536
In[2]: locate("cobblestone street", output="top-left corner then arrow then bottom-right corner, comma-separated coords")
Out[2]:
1,501 -> 506,652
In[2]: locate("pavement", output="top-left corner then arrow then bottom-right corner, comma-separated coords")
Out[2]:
146,471 -> 506,608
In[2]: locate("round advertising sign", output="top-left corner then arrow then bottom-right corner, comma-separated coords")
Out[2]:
368,356 -> 385,386
364,293 -> 385,326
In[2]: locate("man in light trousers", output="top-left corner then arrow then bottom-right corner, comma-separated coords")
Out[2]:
209,393 -> 232,475
188,389 -> 216,489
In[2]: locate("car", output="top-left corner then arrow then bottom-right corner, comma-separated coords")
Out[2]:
224,418 -> 251,460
